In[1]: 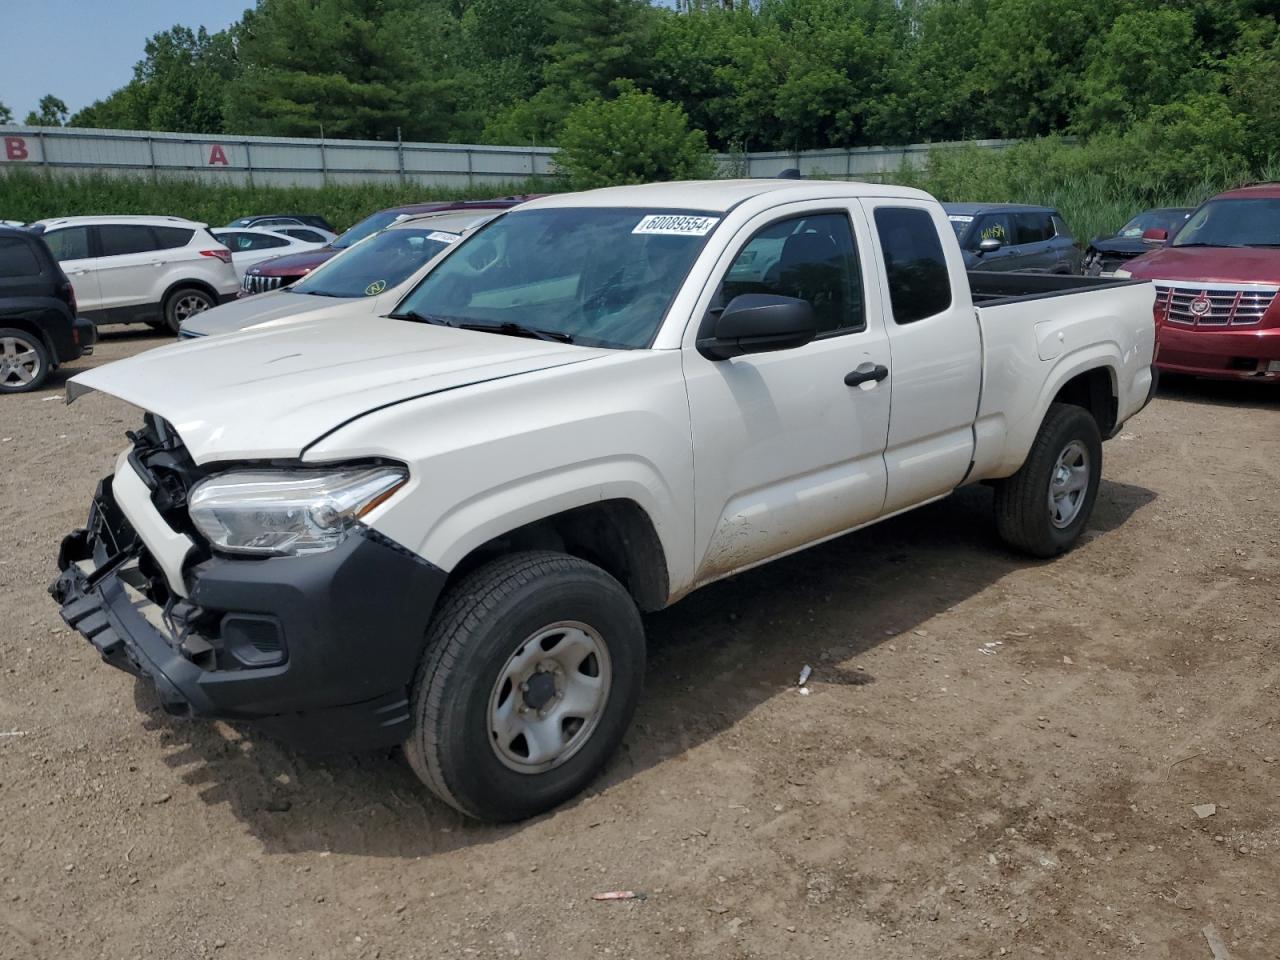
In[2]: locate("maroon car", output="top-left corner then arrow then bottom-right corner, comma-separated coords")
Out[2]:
238,197 -> 540,296
1124,183 -> 1280,382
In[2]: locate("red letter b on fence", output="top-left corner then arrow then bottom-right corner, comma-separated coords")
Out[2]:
4,137 -> 28,161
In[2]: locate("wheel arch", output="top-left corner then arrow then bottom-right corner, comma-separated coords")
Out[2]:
0,315 -> 57,366
160,277 -> 220,311
440,498 -> 671,613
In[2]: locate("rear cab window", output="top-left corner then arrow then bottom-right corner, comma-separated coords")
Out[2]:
873,207 -> 953,325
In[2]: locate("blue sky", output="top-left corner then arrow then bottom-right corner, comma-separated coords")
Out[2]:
0,0 -> 249,120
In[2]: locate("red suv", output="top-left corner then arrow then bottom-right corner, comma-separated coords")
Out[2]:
1122,183 -> 1280,382
238,196 -> 540,296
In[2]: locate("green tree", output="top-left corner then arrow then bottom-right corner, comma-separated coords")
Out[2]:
25,94 -> 69,126
1076,10 -> 1206,133
0,100 -> 12,124
555,85 -> 715,188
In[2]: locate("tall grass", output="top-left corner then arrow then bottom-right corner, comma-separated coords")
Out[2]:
891,139 -> 1280,243
0,169 -> 560,232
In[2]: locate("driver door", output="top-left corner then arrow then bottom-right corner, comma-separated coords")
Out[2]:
683,202 -> 893,587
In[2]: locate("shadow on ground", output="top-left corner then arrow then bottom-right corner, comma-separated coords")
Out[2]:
128,476 -> 1156,860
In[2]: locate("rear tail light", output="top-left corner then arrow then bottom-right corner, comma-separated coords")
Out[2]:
201,248 -> 233,264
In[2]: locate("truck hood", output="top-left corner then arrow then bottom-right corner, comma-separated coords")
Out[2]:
182,289 -> 373,337
250,247 -> 338,277
68,316 -> 612,463
1127,245 -> 1280,283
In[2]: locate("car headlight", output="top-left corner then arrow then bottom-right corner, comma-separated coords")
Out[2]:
188,465 -> 408,557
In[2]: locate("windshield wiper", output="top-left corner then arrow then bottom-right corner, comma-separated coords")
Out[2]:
389,310 -> 459,326
457,321 -> 575,344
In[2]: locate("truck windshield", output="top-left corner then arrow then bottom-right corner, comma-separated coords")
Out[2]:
392,208 -> 719,349
1117,210 -> 1186,238
292,227 -> 460,298
1172,199 -> 1280,248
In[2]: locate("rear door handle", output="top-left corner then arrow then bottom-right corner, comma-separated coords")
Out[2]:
845,364 -> 889,387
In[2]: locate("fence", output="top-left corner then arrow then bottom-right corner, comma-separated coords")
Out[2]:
0,125 -> 1019,188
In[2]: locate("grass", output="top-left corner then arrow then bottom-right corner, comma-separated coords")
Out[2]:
0,169 -> 561,232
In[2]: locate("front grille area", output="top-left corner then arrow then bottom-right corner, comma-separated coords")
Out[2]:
1155,282 -> 1278,327
241,273 -> 286,295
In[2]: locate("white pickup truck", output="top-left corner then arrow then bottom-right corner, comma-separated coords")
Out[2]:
51,181 -> 1156,821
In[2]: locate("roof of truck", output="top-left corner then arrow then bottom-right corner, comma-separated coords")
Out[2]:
522,179 -> 934,213
1213,182 -> 1280,200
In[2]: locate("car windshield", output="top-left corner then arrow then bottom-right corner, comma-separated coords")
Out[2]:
292,227 -> 461,297
947,214 -> 975,239
393,207 -> 719,349
332,210 -> 412,249
1117,210 -> 1186,238
1172,198 -> 1280,248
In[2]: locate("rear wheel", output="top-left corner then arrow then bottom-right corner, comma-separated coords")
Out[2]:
163,287 -> 214,334
994,402 -> 1102,557
405,551 -> 645,822
0,328 -> 50,393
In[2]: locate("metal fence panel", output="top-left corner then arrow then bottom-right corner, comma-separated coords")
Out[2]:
0,124 -> 1019,188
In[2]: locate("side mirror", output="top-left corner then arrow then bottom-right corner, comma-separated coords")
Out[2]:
1142,227 -> 1168,244
977,237 -> 1003,254
697,293 -> 817,361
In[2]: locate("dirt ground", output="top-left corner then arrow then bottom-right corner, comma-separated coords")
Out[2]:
1,329 -> 1277,960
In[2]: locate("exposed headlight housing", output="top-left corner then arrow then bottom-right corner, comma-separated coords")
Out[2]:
188,465 -> 408,557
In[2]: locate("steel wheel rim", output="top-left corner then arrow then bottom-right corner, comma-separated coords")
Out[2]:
0,335 -> 40,387
487,620 -> 612,774
1048,439 -> 1090,529
174,295 -> 211,321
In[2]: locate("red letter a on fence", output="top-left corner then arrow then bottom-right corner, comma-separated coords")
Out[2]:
208,144 -> 229,166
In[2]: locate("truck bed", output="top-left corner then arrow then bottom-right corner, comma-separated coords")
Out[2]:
968,271 -> 1146,305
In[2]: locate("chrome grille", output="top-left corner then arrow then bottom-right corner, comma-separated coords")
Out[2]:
241,274 -> 285,295
1154,282 -> 1278,327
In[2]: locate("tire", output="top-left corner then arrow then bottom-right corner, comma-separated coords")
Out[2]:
163,287 -> 214,334
0,328 -> 51,394
994,402 -> 1103,558
405,551 -> 645,822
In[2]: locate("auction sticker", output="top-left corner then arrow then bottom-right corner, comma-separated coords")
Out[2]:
948,215 -> 974,223
427,231 -> 460,244
633,214 -> 720,236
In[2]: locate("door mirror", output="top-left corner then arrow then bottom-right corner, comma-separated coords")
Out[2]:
697,293 -> 817,361
977,237 -> 1003,254
1142,227 -> 1168,244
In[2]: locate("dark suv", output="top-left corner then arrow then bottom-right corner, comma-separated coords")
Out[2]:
944,203 -> 1081,274
0,226 -> 96,393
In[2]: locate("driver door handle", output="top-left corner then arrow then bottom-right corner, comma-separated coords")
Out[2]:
845,364 -> 889,387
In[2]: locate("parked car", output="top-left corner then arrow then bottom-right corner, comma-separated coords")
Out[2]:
209,227 -> 327,281
945,203 -> 1081,273
0,225 -> 96,393
237,197 -> 539,296
1118,183 -> 1280,381
186,211 -> 498,337
51,180 -> 1155,821
28,215 -> 239,332
1082,208 -> 1192,277
225,214 -> 337,233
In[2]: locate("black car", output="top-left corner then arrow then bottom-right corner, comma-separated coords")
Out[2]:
0,226 -> 96,393
225,213 -> 337,233
1082,207 -> 1192,276
944,203 -> 1082,274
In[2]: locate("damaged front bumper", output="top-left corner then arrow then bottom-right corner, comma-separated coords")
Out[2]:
50,473 -> 447,752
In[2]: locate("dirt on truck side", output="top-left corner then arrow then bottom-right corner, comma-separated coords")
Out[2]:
1,329 -> 1277,960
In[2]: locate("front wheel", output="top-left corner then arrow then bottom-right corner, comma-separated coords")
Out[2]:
405,551 -> 645,821
163,287 -> 214,334
0,328 -> 51,393
994,402 -> 1103,557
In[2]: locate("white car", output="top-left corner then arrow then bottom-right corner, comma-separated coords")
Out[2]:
54,180 -> 1156,822
31,215 -> 239,332
209,227 -> 326,281
182,210 -> 495,337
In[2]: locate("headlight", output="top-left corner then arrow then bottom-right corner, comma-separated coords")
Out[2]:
188,465 -> 408,557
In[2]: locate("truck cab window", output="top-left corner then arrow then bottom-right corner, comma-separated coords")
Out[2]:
873,207 -> 953,325
720,213 -> 864,334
